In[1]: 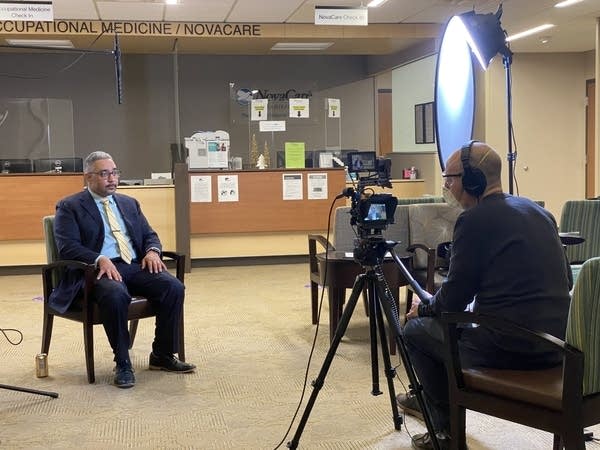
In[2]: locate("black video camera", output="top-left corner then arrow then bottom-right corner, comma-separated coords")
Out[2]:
346,151 -> 392,186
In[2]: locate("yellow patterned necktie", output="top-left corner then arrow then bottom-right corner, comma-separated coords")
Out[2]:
102,199 -> 133,264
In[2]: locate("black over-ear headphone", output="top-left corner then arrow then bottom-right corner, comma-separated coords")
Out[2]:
460,140 -> 487,197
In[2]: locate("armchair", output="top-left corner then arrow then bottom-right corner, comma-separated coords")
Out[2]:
559,199 -> 600,282
41,215 -> 186,383
404,203 -> 461,314
442,256 -> 600,450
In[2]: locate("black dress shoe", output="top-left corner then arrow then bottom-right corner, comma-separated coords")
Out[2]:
149,352 -> 196,373
114,362 -> 135,388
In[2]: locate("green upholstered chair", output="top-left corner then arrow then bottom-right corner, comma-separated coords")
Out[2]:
559,200 -> 600,282
41,215 -> 186,383
442,256 -> 600,450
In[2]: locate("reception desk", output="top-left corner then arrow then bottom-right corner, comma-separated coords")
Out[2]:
0,173 -> 175,266
183,167 -> 347,259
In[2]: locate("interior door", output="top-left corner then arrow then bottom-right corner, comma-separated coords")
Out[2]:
586,79 -> 595,198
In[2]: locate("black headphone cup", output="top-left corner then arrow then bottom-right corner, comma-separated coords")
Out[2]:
460,141 -> 487,197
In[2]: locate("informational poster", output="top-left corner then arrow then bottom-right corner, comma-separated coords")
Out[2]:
328,98 -> 341,118
251,98 -> 268,121
259,120 -> 286,132
282,173 -> 303,200
217,175 -> 239,202
289,98 -> 309,118
284,142 -> 306,168
308,173 -> 328,200
190,175 -> 212,203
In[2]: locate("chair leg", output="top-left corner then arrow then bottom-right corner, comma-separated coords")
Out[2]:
561,429 -> 585,450
405,289 -> 414,318
41,313 -> 54,354
178,305 -> 186,362
310,281 -> 319,324
449,404 -> 467,450
83,322 -> 95,384
129,319 -> 139,349
552,434 -> 562,450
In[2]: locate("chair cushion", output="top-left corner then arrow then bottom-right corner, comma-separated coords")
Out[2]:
408,204 -> 460,269
462,365 -> 563,411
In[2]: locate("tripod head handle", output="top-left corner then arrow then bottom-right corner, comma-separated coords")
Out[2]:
389,247 -> 432,302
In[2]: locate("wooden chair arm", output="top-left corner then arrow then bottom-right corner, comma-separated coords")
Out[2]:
161,251 -> 186,283
441,312 -> 583,396
308,234 -> 334,252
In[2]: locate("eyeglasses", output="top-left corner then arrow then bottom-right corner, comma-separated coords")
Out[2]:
90,169 -> 121,178
442,172 -> 462,187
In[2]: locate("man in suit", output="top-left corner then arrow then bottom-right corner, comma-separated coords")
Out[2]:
52,151 -> 195,388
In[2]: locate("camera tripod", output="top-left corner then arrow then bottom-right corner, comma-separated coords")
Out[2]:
0,329 -> 58,398
287,237 -> 440,449
0,383 -> 58,398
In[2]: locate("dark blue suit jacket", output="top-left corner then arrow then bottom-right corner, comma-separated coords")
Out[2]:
50,189 -> 162,313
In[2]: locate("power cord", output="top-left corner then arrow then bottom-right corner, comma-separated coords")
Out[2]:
0,328 -> 23,345
272,196 -> 347,449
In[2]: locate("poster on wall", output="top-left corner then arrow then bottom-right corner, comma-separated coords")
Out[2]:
327,98 -> 341,118
289,98 -> 309,118
308,173 -> 328,199
282,173 -> 303,200
217,175 -> 239,202
190,175 -> 212,203
251,99 -> 268,121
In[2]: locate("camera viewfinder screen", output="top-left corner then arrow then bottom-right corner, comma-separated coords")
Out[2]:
365,203 -> 387,221
347,151 -> 376,172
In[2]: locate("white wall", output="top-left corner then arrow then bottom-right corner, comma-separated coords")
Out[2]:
483,52 -> 587,219
391,55 -> 436,153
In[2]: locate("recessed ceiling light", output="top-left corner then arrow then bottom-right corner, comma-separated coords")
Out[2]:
271,42 -> 333,51
5,39 -> 74,48
555,0 -> 585,7
165,0 -> 178,4
505,24 -> 554,42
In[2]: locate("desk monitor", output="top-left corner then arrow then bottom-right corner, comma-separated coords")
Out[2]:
1,158 -> 32,173
34,157 -> 84,173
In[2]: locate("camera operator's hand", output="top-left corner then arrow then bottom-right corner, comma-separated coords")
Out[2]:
406,297 -> 421,320
406,290 -> 433,320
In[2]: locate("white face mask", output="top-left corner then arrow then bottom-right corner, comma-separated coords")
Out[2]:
442,185 -> 462,209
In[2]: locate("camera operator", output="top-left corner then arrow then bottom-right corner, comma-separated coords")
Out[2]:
398,142 -> 572,450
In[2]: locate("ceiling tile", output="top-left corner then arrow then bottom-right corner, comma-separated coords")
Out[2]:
96,1 -> 164,21
164,0 -> 236,22
227,0 -> 305,23
53,0 -> 99,20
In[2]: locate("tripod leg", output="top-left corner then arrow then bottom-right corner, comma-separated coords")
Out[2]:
287,274 -> 367,450
373,264 -> 442,450
0,384 -> 58,398
371,285 -> 402,430
367,280 -> 382,396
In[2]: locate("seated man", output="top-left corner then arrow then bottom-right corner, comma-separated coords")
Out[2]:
398,142 -> 572,449
51,151 -> 196,388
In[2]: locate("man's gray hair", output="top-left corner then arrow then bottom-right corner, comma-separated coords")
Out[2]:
84,151 -> 113,173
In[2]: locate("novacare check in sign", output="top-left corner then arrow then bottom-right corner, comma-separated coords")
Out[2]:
314,6 -> 368,26
0,1 -> 53,21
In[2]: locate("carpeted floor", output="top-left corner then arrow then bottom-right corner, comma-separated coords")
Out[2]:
0,263 -> 598,449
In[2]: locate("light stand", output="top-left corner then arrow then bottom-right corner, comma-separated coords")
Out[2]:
457,5 -> 515,192
504,54 -> 515,194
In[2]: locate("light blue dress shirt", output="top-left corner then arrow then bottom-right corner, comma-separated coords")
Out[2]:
88,190 -> 137,262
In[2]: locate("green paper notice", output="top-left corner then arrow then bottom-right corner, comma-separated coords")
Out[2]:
284,142 -> 306,168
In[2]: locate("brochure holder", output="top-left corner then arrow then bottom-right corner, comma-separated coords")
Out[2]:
186,130 -> 230,169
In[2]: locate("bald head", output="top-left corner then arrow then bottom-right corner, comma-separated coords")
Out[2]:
444,142 -> 503,208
